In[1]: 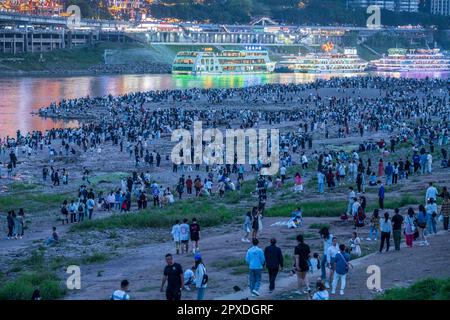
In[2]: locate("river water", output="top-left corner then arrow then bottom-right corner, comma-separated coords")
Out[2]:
0,71 -> 449,137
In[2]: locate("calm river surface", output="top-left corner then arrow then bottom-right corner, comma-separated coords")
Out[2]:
0,71 -> 448,137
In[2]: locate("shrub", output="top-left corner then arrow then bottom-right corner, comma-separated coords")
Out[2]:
0,272 -> 66,300
379,278 -> 450,300
71,199 -> 234,231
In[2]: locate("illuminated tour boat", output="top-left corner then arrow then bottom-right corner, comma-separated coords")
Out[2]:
372,48 -> 450,72
171,46 -> 276,75
277,43 -> 368,74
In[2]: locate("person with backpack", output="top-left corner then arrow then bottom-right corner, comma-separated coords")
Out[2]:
111,280 -> 130,300
331,244 -> 351,296
194,254 -> 207,300
77,200 -> 85,222
176,182 -> 184,200
86,197 -> 95,220
417,204 -> 428,245
379,212 -> 392,253
391,208 -> 404,251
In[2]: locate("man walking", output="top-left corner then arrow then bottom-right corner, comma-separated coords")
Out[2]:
378,183 -> 385,210
245,238 -> 265,297
264,238 -> 284,293
161,254 -> 184,301
392,208 -> 404,251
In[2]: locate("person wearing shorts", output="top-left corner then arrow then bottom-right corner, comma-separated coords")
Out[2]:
294,234 -> 311,295
189,218 -> 201,254
180,219 -> 190,254
171,220 -> 181,255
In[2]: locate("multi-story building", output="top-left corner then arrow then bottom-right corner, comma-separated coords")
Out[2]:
346,0 -> 419,12
430,0 -> 450,15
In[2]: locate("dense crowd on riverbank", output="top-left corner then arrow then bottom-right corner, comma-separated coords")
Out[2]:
1,75 -> 449,300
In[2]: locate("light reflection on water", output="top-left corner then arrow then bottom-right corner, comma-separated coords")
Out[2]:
0,71 -> 448,137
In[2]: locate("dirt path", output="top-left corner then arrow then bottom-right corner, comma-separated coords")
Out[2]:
60,215 -> 450,300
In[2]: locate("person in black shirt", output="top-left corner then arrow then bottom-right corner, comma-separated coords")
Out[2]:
294,234 -> 311,295
391,208 -> 404,251
161,254 -> 184,301
264,238 -> 284,293
189,218 -> 201,254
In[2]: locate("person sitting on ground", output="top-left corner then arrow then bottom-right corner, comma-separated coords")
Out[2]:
311,279 -> 329,300
45,227 -> 59,246
111,280 -> 130,300
183,267 -> 195,291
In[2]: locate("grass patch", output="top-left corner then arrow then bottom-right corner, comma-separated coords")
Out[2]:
81,252 -> 110,264
378,278 -> 450,300
266,200 -> 346,218
211,258 -> 248,275
0,192 -> 70,211
309,223 -> 330,230
90,172 -> 129,186
8,182 -> 38,192
0,272 -> 66,300
287,232 -> 319,240
369,194 -> 422,211
71,199 -> 234,231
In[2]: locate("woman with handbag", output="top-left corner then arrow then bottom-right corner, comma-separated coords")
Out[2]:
404,208 -> 416,247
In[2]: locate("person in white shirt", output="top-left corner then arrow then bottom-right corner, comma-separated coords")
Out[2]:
347,187 -> 356,215
351,197 -> 360,219
280,166 -> 287,183
107,192 -> 115,211
326,237 -> 339,286
171,220 -> 182,254
349,232 -> 362,257
111,280 -> 130,300
427,153 -> 433,173
180,219 -> 190,254
425,182 -> 438,203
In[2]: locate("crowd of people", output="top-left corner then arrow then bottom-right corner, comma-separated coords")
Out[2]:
1,76 -> 449,300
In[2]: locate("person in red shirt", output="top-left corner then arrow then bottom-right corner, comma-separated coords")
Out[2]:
186,176 -> 193,195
